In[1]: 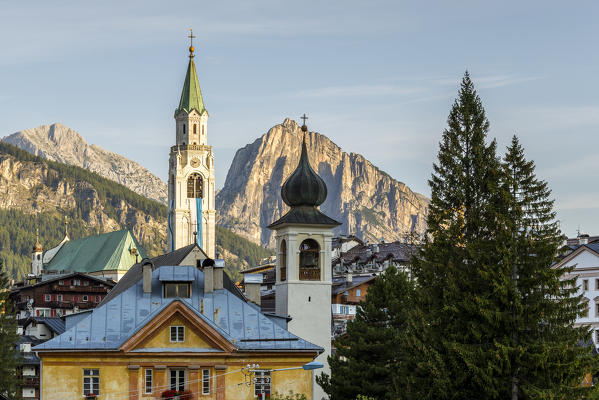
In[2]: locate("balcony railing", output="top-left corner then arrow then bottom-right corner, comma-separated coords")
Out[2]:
19,377 -> 39,386
299,267 -> 320,281
44,300 -> 97,309
51,285 -> 108,293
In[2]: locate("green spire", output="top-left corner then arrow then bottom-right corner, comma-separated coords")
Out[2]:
176,53 -> 206,116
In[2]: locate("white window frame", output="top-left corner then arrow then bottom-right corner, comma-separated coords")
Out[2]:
170,326 -> 185,342
583,279 -> 589,291
59,280 -> 64,285
356,289 -> 361,297
145,369 -> 153,394
202,369 -> 210,395
82,295 -> 88,302
57,294 -> 63,302
44,294 -> 51,302
254,370 -> 271,398
83,369 -> 100,396
73,279 -> 81,286
169,369 -> 185,391
83,281 -> 89,286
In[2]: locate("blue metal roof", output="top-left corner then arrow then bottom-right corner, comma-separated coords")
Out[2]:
34,266 -> 321,353
159,266 -> 195,281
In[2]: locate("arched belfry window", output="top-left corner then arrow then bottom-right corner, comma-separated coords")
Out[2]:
193,124 -> 197,134
279,240 -> 287,282
183,124 -> 186,135
187,173 -> 203,198
299,239 -> 320,281
202,125 -> 205,135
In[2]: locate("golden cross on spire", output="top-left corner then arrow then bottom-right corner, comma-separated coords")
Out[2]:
188,29 -> 196,58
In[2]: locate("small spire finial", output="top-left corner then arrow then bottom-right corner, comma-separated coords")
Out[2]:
64,215 -> 69,236
188,29 -> 196,58
300,113 -> 308,132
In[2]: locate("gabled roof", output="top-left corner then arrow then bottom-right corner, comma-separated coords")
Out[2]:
23,317 -> 66,335
45,229 -> 146,274
35,266 -> 321,354
554,243 -> 599,269
333,241 -> 417,266
176,58 -> 206,116
11,272 -> 115,294
332,275 -> 377,295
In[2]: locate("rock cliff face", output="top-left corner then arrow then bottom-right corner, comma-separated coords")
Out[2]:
2,123 -> 167,204
216,118 -> 429,247
0,151 -> 167,256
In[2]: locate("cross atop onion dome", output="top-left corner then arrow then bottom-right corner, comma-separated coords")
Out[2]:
281,126 -> 327,208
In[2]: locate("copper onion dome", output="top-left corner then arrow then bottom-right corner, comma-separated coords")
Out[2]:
281,126 -> 327,208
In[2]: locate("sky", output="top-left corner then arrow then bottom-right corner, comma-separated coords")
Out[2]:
0,1 -> 597,238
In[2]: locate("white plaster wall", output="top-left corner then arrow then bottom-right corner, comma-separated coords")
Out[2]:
562,249 -> 599,344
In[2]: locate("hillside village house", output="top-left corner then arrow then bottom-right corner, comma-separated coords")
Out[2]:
555,234 -> 599,346
11,272 -> 115,319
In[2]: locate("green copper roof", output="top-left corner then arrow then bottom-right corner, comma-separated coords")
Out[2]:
45,230 -> 147,274
176,57 -> 206,115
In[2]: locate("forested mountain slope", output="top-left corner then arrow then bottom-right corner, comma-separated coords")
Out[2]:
0,141 -> 270,280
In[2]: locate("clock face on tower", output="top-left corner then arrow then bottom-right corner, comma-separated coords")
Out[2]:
190,157 -> 201,168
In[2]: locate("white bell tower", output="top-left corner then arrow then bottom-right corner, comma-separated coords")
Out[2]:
31,229 -> 43,276
269,121 -> 341,400
167,30 -> 216,257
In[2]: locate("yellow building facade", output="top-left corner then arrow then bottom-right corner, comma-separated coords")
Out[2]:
36,265 -> 321,400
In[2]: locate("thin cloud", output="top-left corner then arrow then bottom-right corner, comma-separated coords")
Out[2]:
297,85 -> 424,98
432,74 -> 545,89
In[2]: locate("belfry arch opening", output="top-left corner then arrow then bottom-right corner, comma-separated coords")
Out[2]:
299,239 -> 320,281
279,240 -> 287,281
187,173 -> 203,198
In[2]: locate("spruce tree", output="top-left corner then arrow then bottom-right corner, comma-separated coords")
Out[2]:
0,260 -> 19,399
499,136 -> 598,399
406,72 -> 512,399
317,266 -> 413,400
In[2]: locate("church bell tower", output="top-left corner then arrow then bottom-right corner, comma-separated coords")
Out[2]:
167,30 -> 216,257
269,120 -> 341,400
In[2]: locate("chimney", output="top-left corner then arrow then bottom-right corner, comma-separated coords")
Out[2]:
202,258 -> 214,294
214,259 -> 225,290
244,273 -> 263,305
579,234 -> 590,245
142,259 -> 153,294
346,274 -> 353,284
373,244 -> 379,254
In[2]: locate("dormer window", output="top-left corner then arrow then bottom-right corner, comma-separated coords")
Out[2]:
164,282 -> 191,298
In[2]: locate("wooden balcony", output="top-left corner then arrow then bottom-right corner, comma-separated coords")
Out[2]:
299,267 -> 320,281
52,285 -> 108,293
19,376 -> 39,386
45,300 -> 96,309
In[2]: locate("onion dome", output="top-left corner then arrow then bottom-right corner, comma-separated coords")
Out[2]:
281,127 -> 327,207
33,228 -> 42,252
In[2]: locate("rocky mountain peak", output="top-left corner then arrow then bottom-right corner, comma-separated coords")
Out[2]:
2,123 -> 167,204
216,118 -> 429,247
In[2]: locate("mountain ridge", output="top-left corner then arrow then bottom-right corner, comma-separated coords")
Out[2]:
216,118 -> 429,247
2,123 -> 168,204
